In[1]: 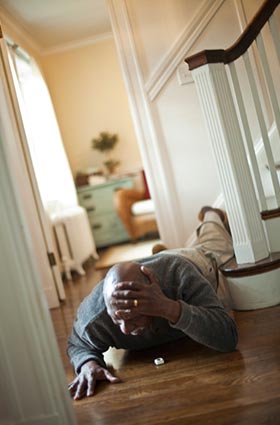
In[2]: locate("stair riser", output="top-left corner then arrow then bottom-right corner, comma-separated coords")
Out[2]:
226,268 -> 280,310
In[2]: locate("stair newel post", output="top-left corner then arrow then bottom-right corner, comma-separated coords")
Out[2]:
190,62 -> 269,264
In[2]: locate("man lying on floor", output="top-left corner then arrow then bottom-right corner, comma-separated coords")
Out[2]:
67,206 -> 238,400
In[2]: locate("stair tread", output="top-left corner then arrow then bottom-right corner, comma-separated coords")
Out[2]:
261,207 -> 280,220
220,252 -> 280,277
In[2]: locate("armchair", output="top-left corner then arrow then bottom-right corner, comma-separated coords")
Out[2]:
113,188 -> 158,242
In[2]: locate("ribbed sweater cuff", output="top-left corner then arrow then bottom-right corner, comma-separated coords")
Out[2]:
169,300 -> 192,331
74,354 -> 106,374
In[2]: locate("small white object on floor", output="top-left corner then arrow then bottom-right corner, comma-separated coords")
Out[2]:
154,357 -> 165,366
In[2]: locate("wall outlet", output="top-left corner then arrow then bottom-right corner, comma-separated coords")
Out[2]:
176,62 -> 193,85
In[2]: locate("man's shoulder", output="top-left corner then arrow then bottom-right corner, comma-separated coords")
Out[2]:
76,280 -> 107,330
138,252 -> 194,268
137,252 -> 196,284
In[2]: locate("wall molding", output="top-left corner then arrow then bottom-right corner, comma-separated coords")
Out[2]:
0,6 -> 41,54
108,0 -> 186,247
0,5 -> 113,57
234,0 -> 248,31
145,0 -> 225,101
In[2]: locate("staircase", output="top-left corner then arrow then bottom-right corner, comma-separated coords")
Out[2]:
185,0 -> 280,310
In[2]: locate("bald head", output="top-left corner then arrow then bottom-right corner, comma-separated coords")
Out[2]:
103,261 -> 148,306
102,261 -> 154,336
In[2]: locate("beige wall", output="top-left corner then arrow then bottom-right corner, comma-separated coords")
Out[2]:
40,38 -> 142,177
0,9 -> 142,180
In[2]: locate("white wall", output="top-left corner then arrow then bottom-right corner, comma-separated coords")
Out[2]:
109,0 -> 267,245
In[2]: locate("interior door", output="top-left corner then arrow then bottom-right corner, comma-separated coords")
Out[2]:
0,26 -> 65,308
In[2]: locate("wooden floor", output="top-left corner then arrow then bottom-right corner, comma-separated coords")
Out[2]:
51,260 -> 280,425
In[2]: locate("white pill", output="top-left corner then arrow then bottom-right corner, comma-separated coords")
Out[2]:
154,357 -> 165,366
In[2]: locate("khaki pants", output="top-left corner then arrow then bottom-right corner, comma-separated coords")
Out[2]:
192,211 -> 234,266
162,211 -> 234,291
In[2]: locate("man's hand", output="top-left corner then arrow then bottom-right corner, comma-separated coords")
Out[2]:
68,360 -> 120,400
111,266 -> 181,324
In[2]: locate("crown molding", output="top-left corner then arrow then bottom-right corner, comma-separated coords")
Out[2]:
0,5 -> 113,57
0,6 -> 41,54
145,0 -> 225,101
41,31 -> 113,56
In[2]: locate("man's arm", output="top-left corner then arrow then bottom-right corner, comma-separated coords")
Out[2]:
67,320 -> 120,399
169,299 -> 238,352
111,263 -> 238,353
151,263 -> 238,352
147,264 -> 238,352
67,324 -> 107,373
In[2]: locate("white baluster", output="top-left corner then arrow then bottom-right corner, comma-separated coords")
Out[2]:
192,63 -> 269,264
229,61 -> 267,211
243,50 -> 280,206
256,33 -> 280,143
269,15 -> 280,65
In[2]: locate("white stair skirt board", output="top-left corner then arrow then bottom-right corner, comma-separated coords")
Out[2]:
226,269 -> 280,310
51,206 -> 99,280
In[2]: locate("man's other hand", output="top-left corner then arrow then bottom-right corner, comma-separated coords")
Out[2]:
68,360 -> 120,400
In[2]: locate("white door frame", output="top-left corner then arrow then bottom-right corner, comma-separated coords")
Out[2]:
0,52 -> 76,425
107,0 -> 185,248
0,30 -> 65,307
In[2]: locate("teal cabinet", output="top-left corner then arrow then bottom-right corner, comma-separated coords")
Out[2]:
77,177 -> 133,248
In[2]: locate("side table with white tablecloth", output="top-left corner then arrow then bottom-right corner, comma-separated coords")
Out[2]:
49,206 -> 98,280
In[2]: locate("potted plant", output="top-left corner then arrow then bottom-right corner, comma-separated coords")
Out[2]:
91,131 -> 120,176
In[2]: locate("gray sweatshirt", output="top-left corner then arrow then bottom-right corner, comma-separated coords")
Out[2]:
67,253 -> 238,373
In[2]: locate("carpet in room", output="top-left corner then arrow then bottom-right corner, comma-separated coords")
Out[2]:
95,239 -> 160,270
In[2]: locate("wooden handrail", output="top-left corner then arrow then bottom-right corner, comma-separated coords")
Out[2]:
185,0 -> 280,70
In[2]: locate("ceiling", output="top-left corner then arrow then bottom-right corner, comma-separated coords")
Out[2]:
0,0 -> 112,49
